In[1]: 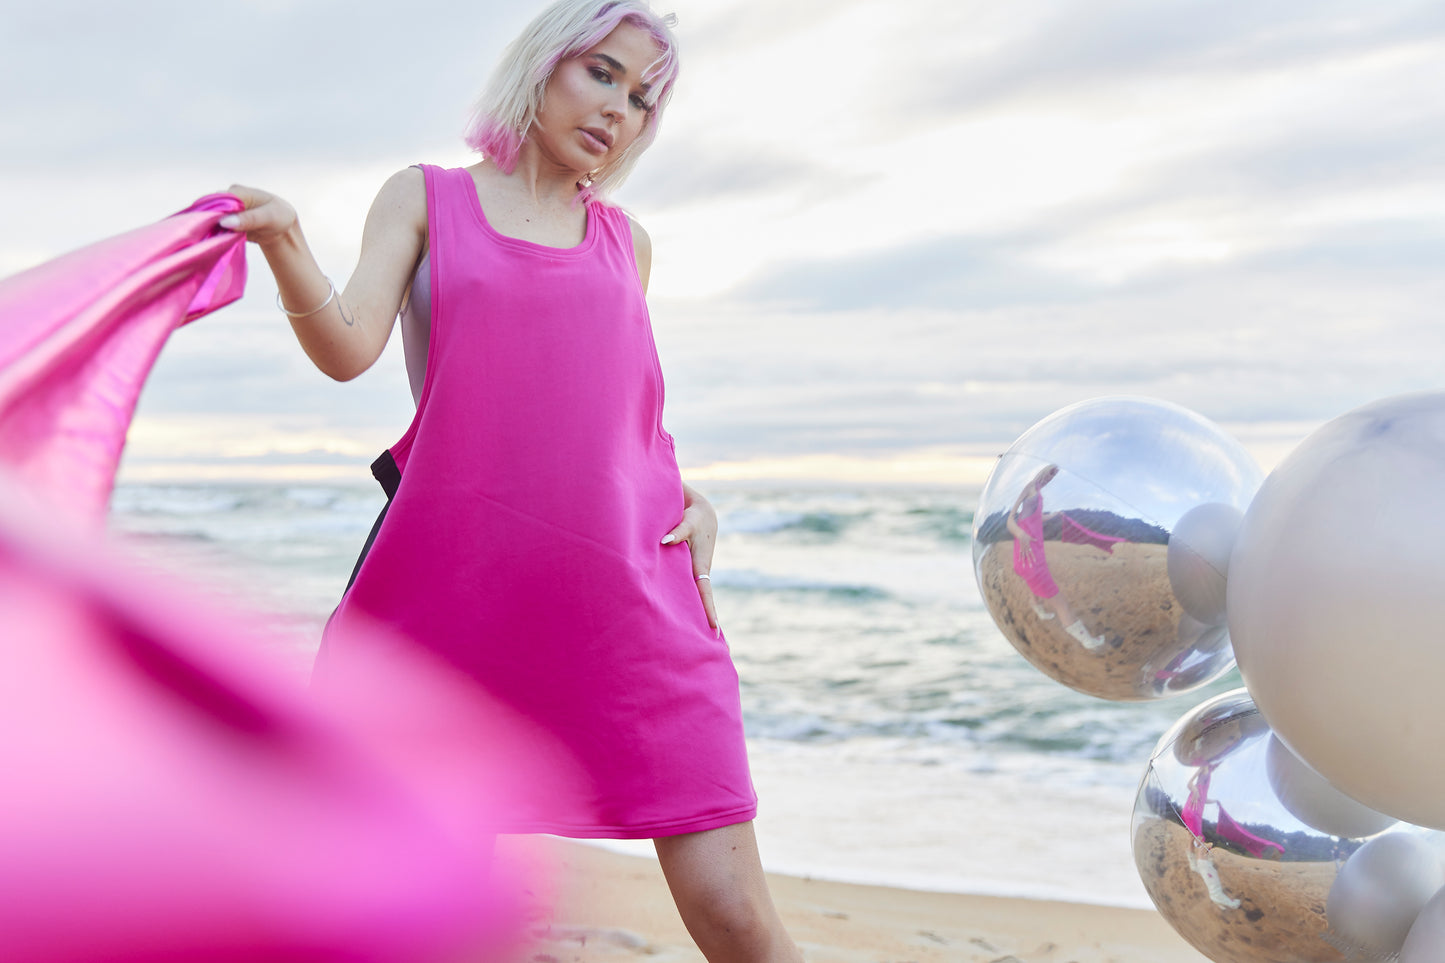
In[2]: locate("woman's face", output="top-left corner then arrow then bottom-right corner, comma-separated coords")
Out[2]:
532,22 -> 661,175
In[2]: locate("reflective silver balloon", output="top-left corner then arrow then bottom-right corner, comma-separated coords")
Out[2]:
1134,689 -> 1418,963
972,397 -> 1263,700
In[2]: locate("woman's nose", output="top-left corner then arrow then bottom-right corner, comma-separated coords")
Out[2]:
603,90 -> 627,122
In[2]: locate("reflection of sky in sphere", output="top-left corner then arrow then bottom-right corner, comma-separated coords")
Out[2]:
977,397 -> 1264,535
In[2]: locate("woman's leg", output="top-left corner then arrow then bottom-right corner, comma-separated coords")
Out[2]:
1042,591 -> 1075,624
653,821 -> 803,963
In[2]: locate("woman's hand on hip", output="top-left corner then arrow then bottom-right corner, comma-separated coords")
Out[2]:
661,484 -> 720,631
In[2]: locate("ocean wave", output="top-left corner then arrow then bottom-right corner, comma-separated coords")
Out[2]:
721,508 -> 861,537
742,705 -> 1160,765
715,568 -> 888,600
113,528 -> 218,546
903,504 -> 975,543
111,486 -> 247,516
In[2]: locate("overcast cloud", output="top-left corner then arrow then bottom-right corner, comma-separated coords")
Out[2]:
3,0 -> 1443,482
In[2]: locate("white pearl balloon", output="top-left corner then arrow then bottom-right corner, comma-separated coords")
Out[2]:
1229,393 -> 1445,828
1265,736 -> 1397,840
1400,883 -> 1445,963
1167,502 -> 1243,626
1327,832 -> 1444,956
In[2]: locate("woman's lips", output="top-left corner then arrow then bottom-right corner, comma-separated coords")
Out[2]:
580,128 -> 611,153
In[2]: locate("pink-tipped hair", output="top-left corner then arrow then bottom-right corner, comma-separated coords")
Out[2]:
464,0 -> 679,201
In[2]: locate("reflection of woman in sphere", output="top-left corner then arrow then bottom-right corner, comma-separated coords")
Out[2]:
1006,465 -> 1106,649
1173,707 -> 1283,908
219,2 -> 801,960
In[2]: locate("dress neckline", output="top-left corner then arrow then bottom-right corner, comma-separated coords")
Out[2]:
461,169 -> 600,258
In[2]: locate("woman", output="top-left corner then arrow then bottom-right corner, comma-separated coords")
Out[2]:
1005,464 -> 1108,649
219,2 -> 802,960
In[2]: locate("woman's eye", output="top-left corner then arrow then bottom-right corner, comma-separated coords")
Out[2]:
590,67 -> 612,84
630,94 -> 651,111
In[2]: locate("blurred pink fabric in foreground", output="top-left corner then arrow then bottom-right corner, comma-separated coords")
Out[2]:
0,492 -> 563,961
0,193 -> 246,524
0,201 -> 580,960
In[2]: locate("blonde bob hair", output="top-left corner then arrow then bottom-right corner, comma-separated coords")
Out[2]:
464,0 -> 679,202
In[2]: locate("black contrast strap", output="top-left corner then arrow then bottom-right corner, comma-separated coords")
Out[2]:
343,449 -> 401,592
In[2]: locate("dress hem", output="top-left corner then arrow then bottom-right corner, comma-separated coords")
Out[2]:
496,802 -> 758,840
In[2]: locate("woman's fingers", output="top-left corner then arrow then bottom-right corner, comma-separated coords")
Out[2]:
695,574 -> 719,631
660,513 -> 715,558
662,517 -> 721,632
216,184 -> 295,242
225,183 -> 267,208
217,184 -> 267,230
688,533 -> 719,631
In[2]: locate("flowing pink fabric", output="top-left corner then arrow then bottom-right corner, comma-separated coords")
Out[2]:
321,165 -> 757,838
1216,806 -> 1285,858
1058,515 -> 1127,552
1179,767 -> 1284,858
0,194 -> 246,524
0,488 -> 557,962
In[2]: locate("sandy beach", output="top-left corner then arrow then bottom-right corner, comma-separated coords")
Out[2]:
517,839 -> 1210,963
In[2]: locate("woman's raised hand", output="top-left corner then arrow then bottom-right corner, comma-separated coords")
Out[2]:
661,484 -> 721,632
218,184 -> 298,247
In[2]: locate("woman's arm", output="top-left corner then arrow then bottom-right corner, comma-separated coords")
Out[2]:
222,168 -> 427,381
631,216 -> 717,627
1005,513 -> 1025,540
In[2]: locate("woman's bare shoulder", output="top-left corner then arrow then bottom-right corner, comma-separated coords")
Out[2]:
623,211 -> 650,244
623,211 -> 652,293
370,167 -> 427,219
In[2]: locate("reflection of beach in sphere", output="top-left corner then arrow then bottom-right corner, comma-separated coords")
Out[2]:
972,396 -> 1263,701
1132,819 -> 1343,963
975,539 -> 1180,700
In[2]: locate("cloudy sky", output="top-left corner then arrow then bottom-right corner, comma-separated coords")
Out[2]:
4,0 -> 1444,484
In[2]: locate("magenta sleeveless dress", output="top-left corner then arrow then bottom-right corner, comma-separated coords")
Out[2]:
318,165 -> 757,839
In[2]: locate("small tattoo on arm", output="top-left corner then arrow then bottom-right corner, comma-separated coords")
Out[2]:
339,302 -> 356,327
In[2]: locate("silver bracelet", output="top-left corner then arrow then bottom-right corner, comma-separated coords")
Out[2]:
277,278 -> 336,319
695,573 -> 711,581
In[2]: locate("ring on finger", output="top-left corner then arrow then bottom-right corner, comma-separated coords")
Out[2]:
695,573 -> 711,582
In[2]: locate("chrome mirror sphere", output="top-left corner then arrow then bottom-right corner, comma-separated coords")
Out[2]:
1134,689 -> 1441,963
972,397 -> 1263,700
